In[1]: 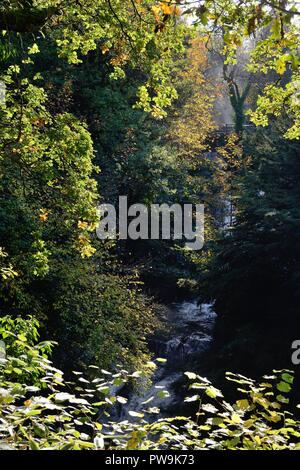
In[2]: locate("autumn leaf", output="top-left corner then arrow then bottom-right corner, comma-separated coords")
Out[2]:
78,220 -> 89,230
32,118 -> 46,127
110,53 -> 129,67
160,3 -> 173,16
101,45 -> 109,55
39,209 -> 49,222
152,5 -> 161,21
275,57 -> 287,75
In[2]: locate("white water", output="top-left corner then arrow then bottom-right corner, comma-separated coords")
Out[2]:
122,301 -> 217,418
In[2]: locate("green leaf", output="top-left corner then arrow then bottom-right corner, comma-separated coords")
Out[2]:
29,439 -> 40,450
277,381 -> 291,393
276,394 -> 289,404
157,390 -> 170,399
97,386 -> 110,395
116,396 -> 127,404
236,399 -> 250,410
26,409 -> 42,416
113,377 -> 125,386
54,392 -> 74,403
17,334 -> 27,342
206,386 -> 223,399
28,44 -> 40,55
212,417 -> 224,426
282,373 -> 294,385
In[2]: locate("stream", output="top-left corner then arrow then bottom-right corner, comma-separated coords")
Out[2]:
121,300 -> 217,418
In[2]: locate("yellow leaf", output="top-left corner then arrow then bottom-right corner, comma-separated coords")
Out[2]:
39,209 -> 49,222
244,419 -> 255,428
151,5 -> 161,21
78,220 -> 88,229
275,57 -> 286,75
231,412 -> 242,424
236,399 -> 250,410
160,4 -> 173,15
101,45 -> 109,55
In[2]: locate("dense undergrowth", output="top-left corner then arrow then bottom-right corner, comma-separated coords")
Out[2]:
1,316 -> 300,450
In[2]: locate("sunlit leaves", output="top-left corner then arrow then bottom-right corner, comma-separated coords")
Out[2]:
249,74 -> 300,139
205,386 -> 223,399
0,63 -> 100,273
184,394 -> 200,403
179,1 -> 300,139
236,399 -> 250,411
46,0 -> 186,117
128,410 -> 145,418
1,298 -> 300,451
184,371 -> 197,380
277,381 -> 292,393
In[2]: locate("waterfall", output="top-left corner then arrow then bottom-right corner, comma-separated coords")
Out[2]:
120,300 -> 217,419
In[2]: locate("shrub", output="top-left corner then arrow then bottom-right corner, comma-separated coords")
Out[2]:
1,316 -> 300,450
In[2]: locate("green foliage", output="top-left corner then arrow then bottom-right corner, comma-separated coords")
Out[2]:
1,316 -> 300,450
0,62 -> 99,274
1,1 -> 186,117
183,370 -> 300,450
49,259 -> 159,371
0,248 -> 18,281
183,0 -> 300,138
206,126 -> 300,319
0,35 -> 161,373
247,27 -> 300,139
2,3 -> 300,444
0,315 -> 54,387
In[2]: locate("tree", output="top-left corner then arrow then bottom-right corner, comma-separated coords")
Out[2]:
203,123 -> 300,379
1,1 -> 186,117
0,7 -> 172,370
222,58 -> 252,133
1,315 -> 299,450
184,0 -> 300,138
168,36 -> 216,155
